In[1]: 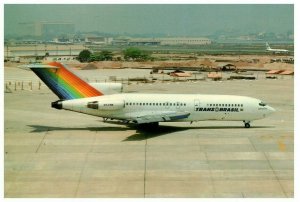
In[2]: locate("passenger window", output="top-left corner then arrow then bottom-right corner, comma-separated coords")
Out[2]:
241,104 -> 243,107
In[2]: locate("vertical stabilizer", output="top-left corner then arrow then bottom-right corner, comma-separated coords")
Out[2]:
27,62 -> 103,100
266,42 -> 271,50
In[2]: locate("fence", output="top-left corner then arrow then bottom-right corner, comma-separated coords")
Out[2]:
4,72 -> 293,93
5,81 -> 45,92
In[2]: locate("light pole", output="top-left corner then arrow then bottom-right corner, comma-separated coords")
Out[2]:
44,43 -> 47,55
6,44 -> 9,60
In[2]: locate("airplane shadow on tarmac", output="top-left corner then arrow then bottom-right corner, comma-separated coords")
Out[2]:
27,124 -> 130,133
28,124 -> 274,141
123,125 -> 274,141
27,124 -> 188,141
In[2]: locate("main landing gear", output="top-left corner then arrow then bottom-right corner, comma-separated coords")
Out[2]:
243,121 -> 251,128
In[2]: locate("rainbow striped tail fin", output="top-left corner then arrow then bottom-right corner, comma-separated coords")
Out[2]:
26,62 -> 103,100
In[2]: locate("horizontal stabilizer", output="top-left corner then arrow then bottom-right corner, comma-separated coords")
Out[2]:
20,64 -> 59,69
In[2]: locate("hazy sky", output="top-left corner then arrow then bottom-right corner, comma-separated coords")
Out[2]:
4,4 -> 294,36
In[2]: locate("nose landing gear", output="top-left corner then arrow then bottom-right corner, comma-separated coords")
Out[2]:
243,121 -> 251,128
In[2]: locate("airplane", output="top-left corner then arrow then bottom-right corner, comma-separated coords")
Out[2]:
47,38 -> 73,45
23,62 -> 275,129
266,42 -> 289,54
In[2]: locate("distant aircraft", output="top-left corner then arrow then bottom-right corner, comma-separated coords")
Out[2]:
266,42 -> 289,54
23,62 -> 275,128
47,38 -> 73,45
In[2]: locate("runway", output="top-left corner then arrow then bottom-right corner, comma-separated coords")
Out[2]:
4,67 -> 293,197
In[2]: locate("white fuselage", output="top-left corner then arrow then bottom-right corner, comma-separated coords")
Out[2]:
59,93 -> 275,123
266,48 -> 289,53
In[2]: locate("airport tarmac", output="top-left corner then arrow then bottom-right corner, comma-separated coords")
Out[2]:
4,68 -> 294,197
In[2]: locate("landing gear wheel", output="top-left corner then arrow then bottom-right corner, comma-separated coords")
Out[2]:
244,122 -> 250,128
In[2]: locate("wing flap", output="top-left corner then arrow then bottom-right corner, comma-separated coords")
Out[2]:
132,111 -> 190,124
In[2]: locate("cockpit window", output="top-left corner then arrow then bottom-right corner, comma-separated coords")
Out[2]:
259,102 -> 267,106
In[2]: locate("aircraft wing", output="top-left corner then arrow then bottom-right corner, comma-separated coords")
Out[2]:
128,111 -> 190,124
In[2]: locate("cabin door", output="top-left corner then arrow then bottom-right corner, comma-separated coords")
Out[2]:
194,99 -> 200,111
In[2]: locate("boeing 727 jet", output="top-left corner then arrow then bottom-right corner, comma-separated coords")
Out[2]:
266,42 -> 289,54
24,62 -> 275,128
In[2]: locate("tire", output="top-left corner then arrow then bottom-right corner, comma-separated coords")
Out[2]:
245,123 -> 250,128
